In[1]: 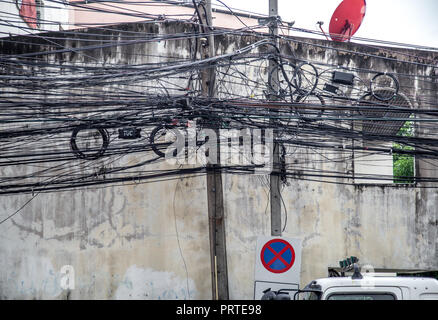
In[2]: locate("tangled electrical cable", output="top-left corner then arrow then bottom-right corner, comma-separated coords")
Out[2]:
0,2 -> 438,195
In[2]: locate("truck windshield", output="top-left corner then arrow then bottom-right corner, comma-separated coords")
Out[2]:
327,293 -> 396,300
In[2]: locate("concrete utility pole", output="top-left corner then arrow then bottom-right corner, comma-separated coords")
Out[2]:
199,0 -> 229,300
268,0 -> 282,236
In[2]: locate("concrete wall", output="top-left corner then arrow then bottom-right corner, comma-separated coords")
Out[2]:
224,174 -> 438,298
0,21 -> 437,299
0,172 -> 211,299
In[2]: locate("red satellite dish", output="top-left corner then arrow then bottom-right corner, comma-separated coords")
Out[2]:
329,0 -> 366,42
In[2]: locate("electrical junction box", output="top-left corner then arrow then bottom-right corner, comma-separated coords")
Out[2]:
118,127 -> 141,139
323,83 -> 339,94
332,71 -> 354,85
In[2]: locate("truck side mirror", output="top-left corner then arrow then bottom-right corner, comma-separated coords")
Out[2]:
261,289 -> 277,300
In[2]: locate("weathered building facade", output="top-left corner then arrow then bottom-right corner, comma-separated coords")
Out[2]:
0,21 -> 437,299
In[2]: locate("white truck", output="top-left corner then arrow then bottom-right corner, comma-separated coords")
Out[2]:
262,265 -> 438,300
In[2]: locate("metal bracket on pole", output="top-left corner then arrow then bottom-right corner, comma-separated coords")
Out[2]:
258,15 -> 282,26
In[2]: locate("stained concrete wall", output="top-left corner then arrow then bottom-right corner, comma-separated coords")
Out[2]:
0,173 -> 211,299
0,21 -> 437,299
224,176 -> 437,299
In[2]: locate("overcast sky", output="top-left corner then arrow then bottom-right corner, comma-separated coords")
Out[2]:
214,0 -> 438,49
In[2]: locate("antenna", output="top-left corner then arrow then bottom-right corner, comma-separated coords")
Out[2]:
324,0 -> 367,42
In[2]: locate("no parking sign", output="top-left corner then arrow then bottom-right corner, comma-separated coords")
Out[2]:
260,238 -> 296,274
254,236 -> 302,300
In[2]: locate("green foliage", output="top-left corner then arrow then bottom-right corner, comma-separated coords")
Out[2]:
393,150 -> 414,183
398,120 -> 414,136
393,121 -> 414,184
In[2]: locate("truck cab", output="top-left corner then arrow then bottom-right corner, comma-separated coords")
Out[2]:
299,276 -> 438,300
261,259 -> 438,300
